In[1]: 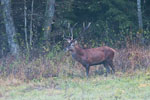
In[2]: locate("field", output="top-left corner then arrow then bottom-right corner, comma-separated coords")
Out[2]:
0,48 -> 150,100
0,72 -> 150,100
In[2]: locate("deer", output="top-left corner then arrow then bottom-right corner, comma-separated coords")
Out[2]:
64,22 -> 116,77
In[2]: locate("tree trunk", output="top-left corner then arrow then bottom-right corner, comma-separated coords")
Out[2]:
43,0 -> 55,40
1,0 -> 19,56
24,0 -> 29,53
29,0 -> 34,47
137,0 -> 144,44
137,0 -> 143,30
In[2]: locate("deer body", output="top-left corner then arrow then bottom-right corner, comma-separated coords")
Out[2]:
67,42 -> 115,77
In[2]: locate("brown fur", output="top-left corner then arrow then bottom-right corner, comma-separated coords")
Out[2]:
68,43 -> 116,77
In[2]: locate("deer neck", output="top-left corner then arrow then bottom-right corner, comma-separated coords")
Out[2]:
71,45 -> 84,59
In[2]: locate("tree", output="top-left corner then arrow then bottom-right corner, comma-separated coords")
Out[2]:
137,0 -> 144,44
137,0 -> 143,30
29,0 -> 34,47
24,0 -> 29,53
43,0 -> 55,40
1,0 -> 19,56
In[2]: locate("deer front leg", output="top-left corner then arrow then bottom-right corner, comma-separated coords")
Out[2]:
85,65 -> 90,77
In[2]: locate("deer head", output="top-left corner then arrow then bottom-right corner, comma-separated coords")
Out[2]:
64,22 -> 91,52
65,38 -> 78,52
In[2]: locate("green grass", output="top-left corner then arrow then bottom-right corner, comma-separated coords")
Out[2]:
0,73 -> 150,100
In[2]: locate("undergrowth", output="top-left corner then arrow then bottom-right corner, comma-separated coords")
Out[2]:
0,46 -> 150,80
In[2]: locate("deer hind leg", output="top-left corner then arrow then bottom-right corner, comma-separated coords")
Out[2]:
103,63 -> 110,77
108,61 -> 115,74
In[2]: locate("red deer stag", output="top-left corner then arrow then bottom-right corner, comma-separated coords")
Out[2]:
65,23 -> 116,77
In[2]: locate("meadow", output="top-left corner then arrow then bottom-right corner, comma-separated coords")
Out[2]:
0,72 -> 150,100
0,47 -> 150,100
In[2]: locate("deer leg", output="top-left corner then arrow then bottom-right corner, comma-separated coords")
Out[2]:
85,66 -> 90,77
109,61 -> 115,74
103,63 -> 110,77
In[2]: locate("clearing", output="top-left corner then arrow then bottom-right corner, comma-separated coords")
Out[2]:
0,72 -> 150,100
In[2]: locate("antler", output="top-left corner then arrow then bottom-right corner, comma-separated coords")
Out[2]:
70,23 -> 77,40
79,22 -> 91,35
83,22 -> 91,31
63,22 -> 77,43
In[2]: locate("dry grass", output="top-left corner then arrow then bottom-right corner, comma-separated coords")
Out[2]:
114,46 -> 150,72
0,47 -> 150,80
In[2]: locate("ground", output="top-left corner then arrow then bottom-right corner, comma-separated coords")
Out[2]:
0,72 -> 150,100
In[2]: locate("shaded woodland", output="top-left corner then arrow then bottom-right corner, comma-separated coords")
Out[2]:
0,0 -> 150,57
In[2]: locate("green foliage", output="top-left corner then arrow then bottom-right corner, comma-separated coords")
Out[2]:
65,0 -> 138,47
0,0 -> 150,58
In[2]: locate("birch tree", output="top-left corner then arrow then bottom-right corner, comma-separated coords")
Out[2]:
1,0 -> 19,55
43,0 -> 55,40
24,0 -> 29,53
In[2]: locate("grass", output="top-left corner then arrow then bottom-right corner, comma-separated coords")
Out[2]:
0,72 -> 150,100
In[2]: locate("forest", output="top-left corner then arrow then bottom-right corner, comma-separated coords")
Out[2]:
0,0 -> 150,100
0,0 -> 150,57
